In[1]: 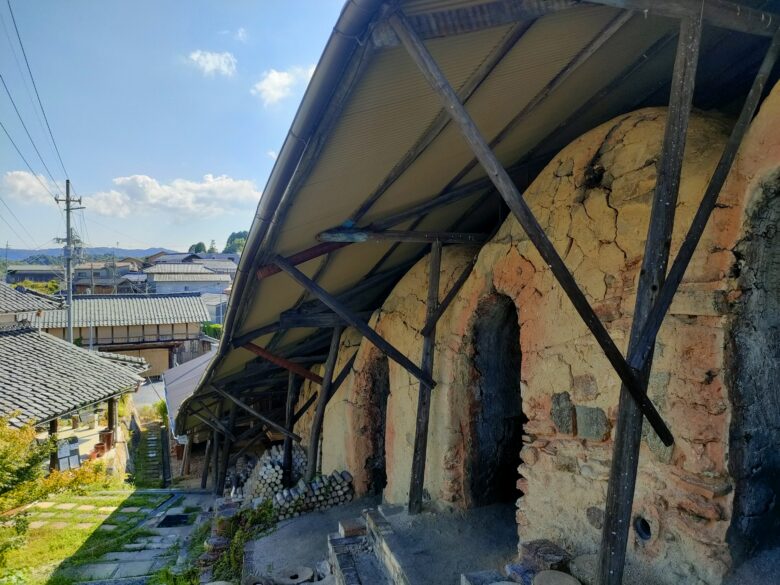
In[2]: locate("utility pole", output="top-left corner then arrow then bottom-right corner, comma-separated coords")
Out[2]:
55,180 -> 83,343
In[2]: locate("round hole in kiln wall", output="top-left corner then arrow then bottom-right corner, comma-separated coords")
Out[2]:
634,516 -> 652,541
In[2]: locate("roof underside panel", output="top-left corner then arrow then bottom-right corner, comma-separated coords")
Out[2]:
183,0 -> 780,432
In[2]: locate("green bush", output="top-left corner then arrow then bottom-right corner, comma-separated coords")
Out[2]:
154,400 -> 168,424
201,323 -> 223,339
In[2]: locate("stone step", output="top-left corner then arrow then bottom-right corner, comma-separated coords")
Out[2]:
362,508 -> 411,585
328,531 -> 393,585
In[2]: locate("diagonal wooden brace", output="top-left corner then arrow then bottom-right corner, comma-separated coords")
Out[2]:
273,254 -> 436,389
389,9 -> 672,445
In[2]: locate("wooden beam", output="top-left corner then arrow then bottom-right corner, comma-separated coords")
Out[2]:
256,242 -> 351,280
191,410 -> 237,442
213,386 -> 302,442
282,372 -> 300,487
408,241 -> 442,514
231,322 -> 282,348
200,437 -> 212,489
274,254 -> 436,389
292,350 -> 359,424
371,1 -> 574,47
598,12 -> 703,585
389,9 -> 672,444
279,310 -> 368,329
629,29 -> 780,372
352,19 -> 532,223
241,342 -> 324,385
318,228 -> 488,244
217,405 -> 237,494
421,256 -> 475,337
305,326 -> 343,481
590,0 -> 779,37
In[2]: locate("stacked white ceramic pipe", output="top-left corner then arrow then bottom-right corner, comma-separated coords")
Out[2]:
273,470 -> 354,520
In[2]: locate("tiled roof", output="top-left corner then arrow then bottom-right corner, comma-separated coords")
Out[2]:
95,350 -> 150,374
7,264 -> 63,273
144,263 -> 214,274
0,323 -> 143,426
191,259 -> 237,272
0,283 -> 62,314
18,293 -> 209,328
155,253 -> 197,263
149,274 -> 231,282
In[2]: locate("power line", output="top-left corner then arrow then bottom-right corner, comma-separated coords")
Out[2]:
0,194 -> 38,247
0,117 -> 57,198
6,0 -> 69,179
0,210 -> 31,248
0,73 -> 64,195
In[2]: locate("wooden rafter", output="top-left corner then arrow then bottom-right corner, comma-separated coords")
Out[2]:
318,228 -> 488,244
389,8 -> 672,444
241,342 -> 325,385
213,386 -> 302,442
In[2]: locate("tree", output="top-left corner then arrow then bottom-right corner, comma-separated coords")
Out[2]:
208,240 -> 218,253
188,242 -> 206,254
12,279 -> 60,295
223,231 -> 248,254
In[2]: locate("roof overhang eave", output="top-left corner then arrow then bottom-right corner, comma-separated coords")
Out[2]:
176,0 -> 385,436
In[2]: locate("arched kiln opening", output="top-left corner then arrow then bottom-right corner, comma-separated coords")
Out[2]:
363,353 -> 390,497
726,175 -> 780,563
468,293 -> 525,507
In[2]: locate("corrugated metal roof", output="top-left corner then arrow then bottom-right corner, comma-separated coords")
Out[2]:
149,274 -> 231,282
21,293 -> 210,328
0,283 -> 62,314
145,263 -> 215,274
177,0 -> 780,433
0,323 -> 143,426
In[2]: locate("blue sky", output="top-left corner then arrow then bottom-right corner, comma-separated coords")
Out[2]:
0,0 -> 343,252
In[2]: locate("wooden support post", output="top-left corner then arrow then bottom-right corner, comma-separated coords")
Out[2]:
211,428 -> 220,493
274,254 -> 436,389
217,405 -> 236,494
282,372 -> 299,487
241,343 -> 324,385
292,350 -> 358,424
421,255 -> 476,337
409,240 -> 442,514
191,406 -> 237,442
107,397 -> 117,441
201,438 -> 212,489
318,228 -> 488,244
213,386 -> 301,442
629,30 -> 780,372
305,326 -> 343,482
389,9 -> 672,444
598,13 -> 703,585
48,418 -> 58,472
181,433 -> 192,476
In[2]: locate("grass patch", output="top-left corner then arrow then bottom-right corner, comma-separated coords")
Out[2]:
149,519 -> 209,585
212,502 -> 276,582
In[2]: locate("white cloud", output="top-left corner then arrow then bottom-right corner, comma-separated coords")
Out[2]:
251,65 -> 315,106
235,27 -> 248,43
5,170 -> 261,220
106,174 -> 260,218
188,50 -> 237,77
2,170 -> 58,206
266,150 -> 277,161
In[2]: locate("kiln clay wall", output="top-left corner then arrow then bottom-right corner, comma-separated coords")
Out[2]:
310,85 -> 780,584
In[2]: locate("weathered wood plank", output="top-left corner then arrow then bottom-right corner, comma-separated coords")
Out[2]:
282,372 -> 299,487
318,228 -> 488,244
274,254 -> 436,389
598,12 -> 703,585
409,241 -> 442,514
241,342 -> 324,385
305,326 -> 343,482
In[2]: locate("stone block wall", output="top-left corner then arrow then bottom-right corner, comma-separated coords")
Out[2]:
310,83 -> 780,584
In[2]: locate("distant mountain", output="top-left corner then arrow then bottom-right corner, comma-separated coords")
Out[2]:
3,247 -> 178,262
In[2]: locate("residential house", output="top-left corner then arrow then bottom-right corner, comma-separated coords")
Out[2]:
20,292 -> 211,377
195,252 -> 241,264
191,258 -> 237,278
5,264 -> 63,285
73,261 -> 139,294
0,282 -> 145,469
144,263 -> 230,295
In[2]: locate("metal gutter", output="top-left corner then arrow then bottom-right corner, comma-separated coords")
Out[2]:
176,0 -> 385,434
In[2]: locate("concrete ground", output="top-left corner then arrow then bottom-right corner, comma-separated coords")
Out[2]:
134,380 -> 166,408
378,502 -> 519,585
243,496 -> 380,582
